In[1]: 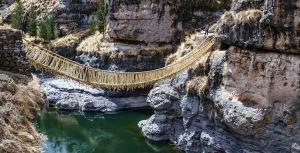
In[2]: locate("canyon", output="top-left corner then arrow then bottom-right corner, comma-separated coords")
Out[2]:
0,0 -> 299,153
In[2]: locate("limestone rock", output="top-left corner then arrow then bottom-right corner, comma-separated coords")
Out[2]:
41,76 -> 148,112
108,0 -> 177,43
216,0 -> 300,53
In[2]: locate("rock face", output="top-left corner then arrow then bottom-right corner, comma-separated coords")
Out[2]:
40,75 -> 148,112
108,0 -> 231,43
75,33 -> 174,71
55,1 -> 98,35
139,1 -> 300,153
0,28 -> 31,75
108,0 -> 179,43
217,0 -> 300,53
140,47 -> 300,153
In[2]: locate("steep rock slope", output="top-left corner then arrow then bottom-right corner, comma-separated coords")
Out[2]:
217,0 -> 300,53
108,0 -> 231,43
139,0 -> 300,153
0,28 -> 46,153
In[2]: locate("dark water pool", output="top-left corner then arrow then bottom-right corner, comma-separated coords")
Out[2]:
34,109 -> 182,153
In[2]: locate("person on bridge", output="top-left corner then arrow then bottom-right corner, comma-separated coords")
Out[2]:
204,23 -> 209,36
84,61 -> 90,81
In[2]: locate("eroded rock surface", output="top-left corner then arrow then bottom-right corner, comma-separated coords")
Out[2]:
40,75 -> 148,112
139,1 -> 300,150
75,32 -> 173,71
140,46 -> 300,153
108,0 -> 231,43
217,0 -> 300,53
108,0 -> 178,43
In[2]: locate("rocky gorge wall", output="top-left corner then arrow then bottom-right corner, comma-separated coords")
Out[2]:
217,0 -> 300,53
108,0 -> 231,43
139,0 -> 300,153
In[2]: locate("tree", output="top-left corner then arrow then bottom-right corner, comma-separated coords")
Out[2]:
88,18 -> 98,34
38,20 -> 48,42
96,0 -> 107,34
38,14 -> 57,42
26,6 -> 37,36
45,14 -> 56,40
11,0 -> 23,30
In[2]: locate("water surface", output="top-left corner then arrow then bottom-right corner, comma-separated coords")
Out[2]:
35,109 -> 182,153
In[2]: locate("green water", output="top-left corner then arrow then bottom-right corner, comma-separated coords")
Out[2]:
34,109 -> 182,153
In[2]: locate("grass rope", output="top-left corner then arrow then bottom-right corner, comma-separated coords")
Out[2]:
23,36 -> 215,90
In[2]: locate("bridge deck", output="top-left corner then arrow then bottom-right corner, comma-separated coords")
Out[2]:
23,36 -> 215,90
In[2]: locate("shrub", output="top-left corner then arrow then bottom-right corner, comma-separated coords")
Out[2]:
88,18 -> 98,34
38,14 -> 57,42
11,0 -> 23,30
97,0 -> 107,34
26,6 -> 37,36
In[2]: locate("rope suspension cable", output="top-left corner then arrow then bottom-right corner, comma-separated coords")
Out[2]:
23,35 -> 216,90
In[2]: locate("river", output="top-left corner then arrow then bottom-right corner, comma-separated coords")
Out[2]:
34,109 -> 182,153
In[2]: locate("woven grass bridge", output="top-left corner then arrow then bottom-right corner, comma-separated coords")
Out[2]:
23,36 -> 215,90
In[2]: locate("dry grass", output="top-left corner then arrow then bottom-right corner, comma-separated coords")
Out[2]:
186,76 -> 208,96
0,73 -> 45,153
216,9 -> 263,31
76,32 -> 105,53
234,9 -> 263,26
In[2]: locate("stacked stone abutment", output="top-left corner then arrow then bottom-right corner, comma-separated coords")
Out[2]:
0,28 -> 31,75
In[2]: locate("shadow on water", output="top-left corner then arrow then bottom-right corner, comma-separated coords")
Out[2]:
35,108 -> 183,153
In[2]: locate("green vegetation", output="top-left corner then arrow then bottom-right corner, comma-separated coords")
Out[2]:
97,0 -> 108,34
38,14 -> 57,42
26,6 -> 37,36
88,0 -> 108,34
88,18 -> 98,34
11,0 -> 23,30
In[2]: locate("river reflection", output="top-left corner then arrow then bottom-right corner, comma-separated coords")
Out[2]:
35,109 -> 182,153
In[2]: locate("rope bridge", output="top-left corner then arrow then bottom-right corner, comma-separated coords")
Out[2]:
23,36 -> 215,90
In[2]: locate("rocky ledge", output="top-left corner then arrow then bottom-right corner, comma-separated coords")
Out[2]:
139,46 -> 300,153
138,0 -> 300,151
39,74 -> 148,112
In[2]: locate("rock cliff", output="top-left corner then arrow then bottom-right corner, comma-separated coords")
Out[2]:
217,0 -> 300,53
139,0 -> 300,153
108,0 -> 231,43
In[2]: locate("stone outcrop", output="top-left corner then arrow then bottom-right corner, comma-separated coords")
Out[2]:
140,46 -> 300,153
217,0 -> 300,53
108,0 -> 231,43
75,33 -> 174,71
0,28 -> 31,75
108,0 -> 179,43
139,1 -> 300,152
40,75 -> 148,112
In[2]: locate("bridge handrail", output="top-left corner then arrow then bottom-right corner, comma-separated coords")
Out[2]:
23,35 -> 215,90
